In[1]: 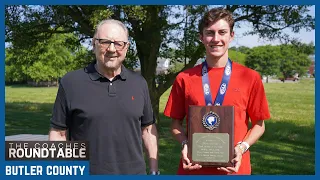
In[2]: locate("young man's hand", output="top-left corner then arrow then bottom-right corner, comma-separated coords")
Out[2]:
181,144 -> 202,171
217,144 -> 243,173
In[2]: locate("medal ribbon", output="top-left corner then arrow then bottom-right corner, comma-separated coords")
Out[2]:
201,58 -> 232,106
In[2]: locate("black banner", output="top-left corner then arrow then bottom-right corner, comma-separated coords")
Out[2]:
5,141 -> 89,161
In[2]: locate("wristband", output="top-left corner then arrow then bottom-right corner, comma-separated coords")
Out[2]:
237,141 -> 250,153
241,141 -> 250,152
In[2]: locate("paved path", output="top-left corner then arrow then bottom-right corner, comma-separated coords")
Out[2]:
5,134 -> 48,141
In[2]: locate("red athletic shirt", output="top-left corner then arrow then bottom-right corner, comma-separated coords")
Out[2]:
164,62 -> 271,175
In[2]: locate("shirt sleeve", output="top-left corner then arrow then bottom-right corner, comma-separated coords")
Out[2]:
50,82 -> 69,130
163,74 -> 187,121
141,78 -> 155,127
247,73 -> 271,123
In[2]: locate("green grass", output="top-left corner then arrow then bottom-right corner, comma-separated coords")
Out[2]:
5,79 -> 315,175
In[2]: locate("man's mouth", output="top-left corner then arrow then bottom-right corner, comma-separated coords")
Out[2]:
209,45 -> 223,48
106,56 -> 118,58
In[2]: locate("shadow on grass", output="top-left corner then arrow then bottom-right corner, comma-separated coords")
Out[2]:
5,102 -> 53,136
157,114 -> 315,175
251,120 -> 314,175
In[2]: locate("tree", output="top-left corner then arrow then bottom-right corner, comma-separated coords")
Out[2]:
5,48 -> 26,83
229,46 -> 251,54
290,40 -> 315,55
245,45 -> 281,82
278,44 -> 312,81
5,32 -> 86,84
5,5 -> 315,124
229,49 -> 247,65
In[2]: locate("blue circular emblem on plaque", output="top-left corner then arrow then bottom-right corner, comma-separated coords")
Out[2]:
202,111 -> 220,131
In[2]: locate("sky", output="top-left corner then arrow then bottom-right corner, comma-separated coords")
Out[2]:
6,5 -> 314,50
230,5 -> 315,48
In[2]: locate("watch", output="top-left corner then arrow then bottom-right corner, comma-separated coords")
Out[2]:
149,170 -> 160,175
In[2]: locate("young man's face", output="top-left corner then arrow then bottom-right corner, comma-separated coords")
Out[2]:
200,19 -> 234,59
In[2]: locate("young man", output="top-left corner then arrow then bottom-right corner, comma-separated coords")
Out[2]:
164,8 -> 270,175
49,19 -> 159,175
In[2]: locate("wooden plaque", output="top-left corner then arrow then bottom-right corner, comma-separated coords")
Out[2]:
188,105 -> 234,167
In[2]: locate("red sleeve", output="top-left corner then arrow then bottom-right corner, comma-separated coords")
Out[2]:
164,73 -> 187,120
247,73 -> 271,123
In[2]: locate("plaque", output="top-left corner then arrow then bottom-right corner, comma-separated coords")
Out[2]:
188,105 -> 234,167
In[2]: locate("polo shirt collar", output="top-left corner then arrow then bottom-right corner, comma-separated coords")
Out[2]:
85,61 -> 127,81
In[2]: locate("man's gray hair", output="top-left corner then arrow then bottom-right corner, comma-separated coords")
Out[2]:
94,19 -> 129,39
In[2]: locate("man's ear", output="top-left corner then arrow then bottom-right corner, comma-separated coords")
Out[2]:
92,38 -> 96,51
199,34 -> 203,42
230,31 -> 235,40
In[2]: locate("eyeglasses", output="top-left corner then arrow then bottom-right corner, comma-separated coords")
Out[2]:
95,38 -> 128,50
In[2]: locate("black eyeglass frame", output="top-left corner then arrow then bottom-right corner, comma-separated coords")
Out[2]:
95,38 -> 129,50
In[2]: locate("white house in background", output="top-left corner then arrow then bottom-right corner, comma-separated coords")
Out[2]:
134,58 -> 172,75
134,57 -> 205,75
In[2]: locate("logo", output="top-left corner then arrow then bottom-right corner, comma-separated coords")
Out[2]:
203,84 -> 210,95
233,88 -> 240,92
225,65 -> 231,76
219,83 -> 227,95
202,66 -> 207,76
5,141 -> 89,160
202,111 -> 220,131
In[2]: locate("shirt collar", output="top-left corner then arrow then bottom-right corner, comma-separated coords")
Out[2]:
85,61 -> 127,81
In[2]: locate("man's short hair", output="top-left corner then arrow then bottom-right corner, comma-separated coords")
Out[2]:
198,8 -> 234,35
93,19 -> 129,40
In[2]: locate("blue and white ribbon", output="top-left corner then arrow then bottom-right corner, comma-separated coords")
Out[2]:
201,58 -> 232,106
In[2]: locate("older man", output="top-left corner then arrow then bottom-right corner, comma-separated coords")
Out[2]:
49,19 -> 159,175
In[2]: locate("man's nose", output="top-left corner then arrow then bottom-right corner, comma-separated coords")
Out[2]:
210,33 -> 220,42
107,42 -> 116,52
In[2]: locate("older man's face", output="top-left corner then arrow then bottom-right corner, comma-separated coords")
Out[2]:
93,23 -> 129,71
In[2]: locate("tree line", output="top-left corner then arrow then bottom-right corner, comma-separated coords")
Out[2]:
5,5 -> 315,123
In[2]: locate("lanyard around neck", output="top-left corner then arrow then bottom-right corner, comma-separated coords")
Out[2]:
201,58 -> 232,106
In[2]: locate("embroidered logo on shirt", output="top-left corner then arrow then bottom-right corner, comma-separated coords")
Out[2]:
233,88 -> 240,92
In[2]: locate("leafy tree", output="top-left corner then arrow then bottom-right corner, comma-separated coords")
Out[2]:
245,45 -> 281,82
5,48 -> 26,83
278,44 -> 312,81
244,44 -> 312,83
5,32 -> 84,83
290,40 -> 315,55
5,5 -> 315,124
229,46 -> 251,54
229,49 -> 247,65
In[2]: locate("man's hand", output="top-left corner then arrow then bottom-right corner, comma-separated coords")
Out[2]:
181,144 -> 202,171
49,128 -> 67,141
217,145 -> 242,173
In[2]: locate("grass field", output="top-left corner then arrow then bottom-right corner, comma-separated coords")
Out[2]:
5,79 -> 315,175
